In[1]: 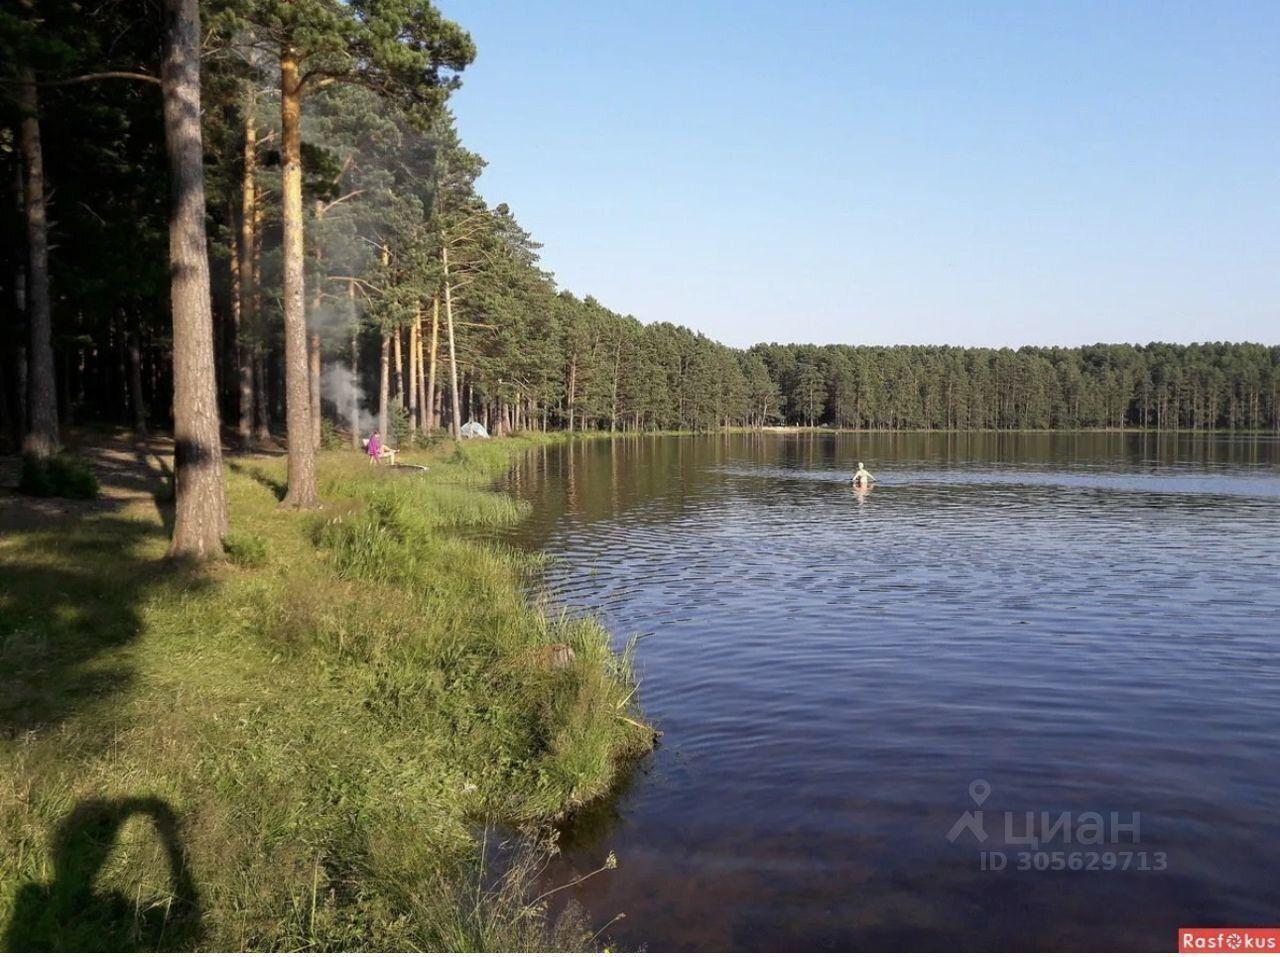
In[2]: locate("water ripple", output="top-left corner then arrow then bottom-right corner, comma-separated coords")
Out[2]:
507,433 -> 1280,951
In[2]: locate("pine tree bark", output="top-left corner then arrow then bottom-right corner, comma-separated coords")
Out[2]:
251,211 -> 270,442
349,281 -> 361,450
6,163 -> 26,447
6,162 -> 27,449
237,94 -> 257,446
60,348 -> 72,427
350,330 -> 361,449
415,307 -> 427,431
309,330 -> 321,449
392,327 -> 404,409
610,339 -> 622,431
7,179 -> 27,447
17,68 -> 58,459
425,294 -> 439,431
253,347 -> 270,441
407,309 -> 419,435
442,247 -> 461,439
566,354 -> 577,432
275,343 -> 285,422
0,354 -> 10,444
228,197 -> 244,432
378,333 -> 390,440
279,49 -> 317,506
128,329 -> 147,436
162,0 -> 228,558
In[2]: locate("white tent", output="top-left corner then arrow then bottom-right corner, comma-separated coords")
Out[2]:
459,420 -> 490,439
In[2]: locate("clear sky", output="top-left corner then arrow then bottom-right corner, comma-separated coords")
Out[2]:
438,0 -> 1279,348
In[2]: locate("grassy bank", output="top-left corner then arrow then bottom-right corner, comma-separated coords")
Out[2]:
0,435 -> 650,950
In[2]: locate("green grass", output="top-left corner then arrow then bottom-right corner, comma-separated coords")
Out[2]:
18,453 -> 100,499
0,436 -> 650,951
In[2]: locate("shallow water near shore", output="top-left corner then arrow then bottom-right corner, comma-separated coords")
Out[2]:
505,432 -> 1280,951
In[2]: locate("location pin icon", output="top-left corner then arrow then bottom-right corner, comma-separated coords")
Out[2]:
969,778 -> 991,806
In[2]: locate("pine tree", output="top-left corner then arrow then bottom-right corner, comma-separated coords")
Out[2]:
233,0 -> 473,505
163,0 -> 228,558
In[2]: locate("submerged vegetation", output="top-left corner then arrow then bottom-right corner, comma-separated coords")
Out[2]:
0,437 -> 650,950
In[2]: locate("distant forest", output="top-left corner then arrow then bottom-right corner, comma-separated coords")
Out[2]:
3,1 -> 1277,474
751,342 -> 1278,432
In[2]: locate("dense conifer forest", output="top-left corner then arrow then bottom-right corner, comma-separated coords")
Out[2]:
3,1 -> 1277,494
1,3 -> 1278,947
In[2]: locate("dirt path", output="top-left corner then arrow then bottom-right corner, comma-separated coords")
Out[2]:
0,430 -> 175,531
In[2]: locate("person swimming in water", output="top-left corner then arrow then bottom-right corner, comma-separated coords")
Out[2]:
852,462 -> 875,487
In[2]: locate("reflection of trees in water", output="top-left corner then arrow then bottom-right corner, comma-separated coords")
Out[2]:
514,433 -> 1276,539
515,435 -> 1278,528
5,797 -> 203,950
507,430 -> 1280,951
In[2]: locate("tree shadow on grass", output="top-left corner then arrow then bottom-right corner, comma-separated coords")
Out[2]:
133,442 -> 176,535
1,436 -> 214,949
4,797 -> 204,951
0,515 -> 208,736
227,459 -> 287,501
0,431 -> 223,735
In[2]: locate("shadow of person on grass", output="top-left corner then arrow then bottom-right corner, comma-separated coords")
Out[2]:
4,797 -> 204,951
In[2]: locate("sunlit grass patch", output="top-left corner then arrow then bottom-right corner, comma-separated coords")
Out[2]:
0,435 -> 649,950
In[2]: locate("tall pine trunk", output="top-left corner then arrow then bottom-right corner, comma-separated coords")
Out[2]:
228,198 -> 242,400
407,309 -> 419,436
566,354 -> 577,432
442,246 -> 461,439
252,210 -> 270,442
279,49 -> 317,506
17,68 -> 58,458
392,328 -> 404,409
237,94 -> 257,446
349,281 -> 361,450
425,294 -> 439,431
253,348 -> 270,440
6,163 -> 27,449
163,0 -> 228,558
610,339 -> 621,431
309,331 -> 321,449
378,333 -> 390,440
415,307 -> 427,431
128,329 -> 147,436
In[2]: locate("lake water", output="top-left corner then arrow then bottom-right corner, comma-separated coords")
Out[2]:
505,433 -> 1280,951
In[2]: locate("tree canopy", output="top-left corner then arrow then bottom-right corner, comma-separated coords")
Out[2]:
2,0 -> 1276,469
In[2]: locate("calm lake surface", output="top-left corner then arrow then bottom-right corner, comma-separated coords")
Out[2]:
505,433 -> 1280,951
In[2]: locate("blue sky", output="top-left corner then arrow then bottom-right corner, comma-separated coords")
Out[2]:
438,0 -> 1279,348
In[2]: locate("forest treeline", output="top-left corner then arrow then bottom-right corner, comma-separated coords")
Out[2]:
753,341 -> 1280,432
2,2 -> 1277,553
